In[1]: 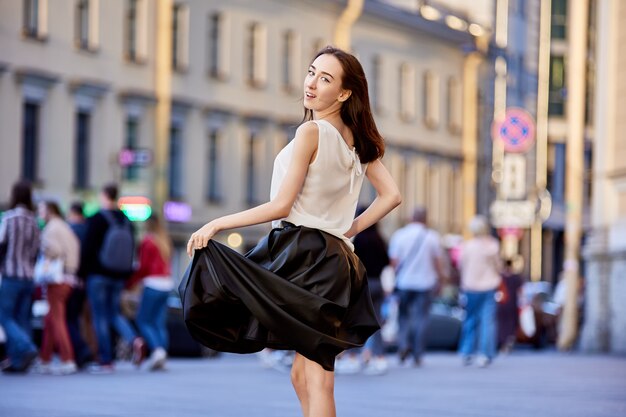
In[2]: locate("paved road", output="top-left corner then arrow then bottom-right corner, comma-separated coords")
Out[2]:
1,351 -> 625,417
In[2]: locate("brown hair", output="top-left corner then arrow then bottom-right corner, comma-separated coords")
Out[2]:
102,183 -> 118,202
145,213 -> 172,261
44,201 -> 64,219
302,46 -> 385,163
10,180 -> 34,210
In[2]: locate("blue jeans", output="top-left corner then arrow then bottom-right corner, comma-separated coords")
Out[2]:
136,287 -> 170,351
86,275 -> 137,364
0,277 -> 37,367
459,290 -> 497,360
397,289 -> 433,360
66,287 -> 93,366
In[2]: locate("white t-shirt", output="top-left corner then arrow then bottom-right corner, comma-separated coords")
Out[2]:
270,119 -> 368,250
388,223 -> 442,291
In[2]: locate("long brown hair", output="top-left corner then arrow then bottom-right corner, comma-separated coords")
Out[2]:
302,46 -> 385,163
145,213 -> 172,261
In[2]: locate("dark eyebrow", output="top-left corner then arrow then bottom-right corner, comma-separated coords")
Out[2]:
309,65 -> 335,80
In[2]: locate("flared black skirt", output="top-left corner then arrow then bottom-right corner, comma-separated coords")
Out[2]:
178,223 -> 380,371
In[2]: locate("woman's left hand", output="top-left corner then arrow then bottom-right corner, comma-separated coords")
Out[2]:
186,221 -> 220,258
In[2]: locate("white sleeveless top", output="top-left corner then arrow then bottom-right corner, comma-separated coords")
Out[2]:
270,119 -> 368,250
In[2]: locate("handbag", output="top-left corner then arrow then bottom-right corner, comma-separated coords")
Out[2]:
495,278 -> 509,304
34,255 -> 64,284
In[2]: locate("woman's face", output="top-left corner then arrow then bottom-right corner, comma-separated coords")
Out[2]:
303,54 -> 350,113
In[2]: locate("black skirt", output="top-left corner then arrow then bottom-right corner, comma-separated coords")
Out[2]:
178,223 -> 380,371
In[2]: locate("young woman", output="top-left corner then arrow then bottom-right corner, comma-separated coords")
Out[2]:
37,201 -> 81,375
181,46 -> 401,417
127,214 -> 174,370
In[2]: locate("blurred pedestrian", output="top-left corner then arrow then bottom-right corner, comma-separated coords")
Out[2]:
0,180 -> 40,373
497,259 -> 523,353
126,213 -> 173,370
66,201 -> 94,368
79,183 -> 144,373
36,201 -> 80,375
458,215 -> 501,367
182,46 -> 400,417
353,207 -> 390,375
388,206 -> 445,367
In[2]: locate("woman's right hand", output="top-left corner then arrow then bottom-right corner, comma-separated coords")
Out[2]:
186,220 -> 220,258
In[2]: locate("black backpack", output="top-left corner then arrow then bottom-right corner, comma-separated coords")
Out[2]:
99,210 -> 134,273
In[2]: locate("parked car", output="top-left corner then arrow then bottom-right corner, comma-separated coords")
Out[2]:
380,294 -> 463,352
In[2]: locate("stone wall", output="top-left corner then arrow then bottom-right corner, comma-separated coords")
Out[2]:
581,224 -> 626,353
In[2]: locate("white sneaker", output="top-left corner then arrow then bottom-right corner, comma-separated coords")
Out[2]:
363,358 -> 388,376
58,361 -> 78,375
148,348 -> 167,371
476,355 -> 491,368
34,361 -> 53,375
334,356 -> 361,375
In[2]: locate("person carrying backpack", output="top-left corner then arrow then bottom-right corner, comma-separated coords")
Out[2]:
79,183 -> 145,373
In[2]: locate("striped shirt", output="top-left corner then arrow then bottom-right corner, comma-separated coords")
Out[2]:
0,206 -> 40,280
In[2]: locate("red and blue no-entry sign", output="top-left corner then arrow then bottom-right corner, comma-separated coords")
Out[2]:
491,108 -> 536,153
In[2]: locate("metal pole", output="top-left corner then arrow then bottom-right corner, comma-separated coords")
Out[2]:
557,0 -> 589,350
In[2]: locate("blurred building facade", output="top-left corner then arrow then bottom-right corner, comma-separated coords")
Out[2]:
581,0 -> 626,354
0,0 -> 485,276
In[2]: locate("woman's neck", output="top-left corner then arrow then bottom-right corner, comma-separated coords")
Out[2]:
313,107 -> 342,122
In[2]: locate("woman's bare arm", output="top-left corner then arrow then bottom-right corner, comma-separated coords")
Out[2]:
344,158 -> 402,239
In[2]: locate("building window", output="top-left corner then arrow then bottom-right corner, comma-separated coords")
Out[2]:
370,55 -> 382,114
206,130 -> 222,202
282,30 -> 300,93
172,4 -> 189,71
125,0 -> 146,62
551,0 -> 567,40
423,71 -> 440,129
549,143 -> 566,204
22,101 -> 40,182
208,13 -> 220,77
76,0 -> 89,49
123,116 -> 140,181
168,123 -> 184,199
23,0 -> 48,40
125,0 -> 138,60
75,0 -> 99,51
246,133 -> 264,205
247,23 -> 267,88
399,63 -> 416,122
549,55 -> 566,116
207,12 -> 230,80
447,77 -> 462,135
74,111 -> 90,189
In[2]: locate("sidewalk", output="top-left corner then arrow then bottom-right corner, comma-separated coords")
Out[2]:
0,351 -> 625,417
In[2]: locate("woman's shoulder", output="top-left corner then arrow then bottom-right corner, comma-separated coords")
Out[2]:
295,121 -> 320,138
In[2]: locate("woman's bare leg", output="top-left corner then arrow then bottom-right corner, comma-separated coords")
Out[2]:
291,353 -> 309,417
303,356 -> 336,417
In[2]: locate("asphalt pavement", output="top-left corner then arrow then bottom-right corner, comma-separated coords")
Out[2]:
0,351 -> 625,417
